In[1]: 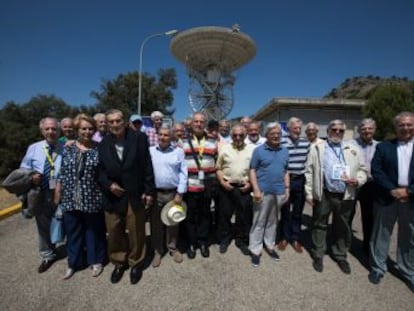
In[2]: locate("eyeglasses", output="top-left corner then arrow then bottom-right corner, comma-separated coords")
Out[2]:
331,128 -> 345,133
232,134 -> 244,138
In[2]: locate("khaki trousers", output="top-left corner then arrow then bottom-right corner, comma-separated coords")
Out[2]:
105,202 -> 146,267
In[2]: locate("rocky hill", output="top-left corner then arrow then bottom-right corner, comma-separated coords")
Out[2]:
324,76 -> 414,99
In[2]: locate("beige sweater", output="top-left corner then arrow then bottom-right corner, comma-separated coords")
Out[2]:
304,140 -> 368,201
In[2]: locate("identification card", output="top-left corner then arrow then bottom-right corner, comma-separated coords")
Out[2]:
198,170 -> 205,180
331,164 -> 350,181
49,179 -> 57,189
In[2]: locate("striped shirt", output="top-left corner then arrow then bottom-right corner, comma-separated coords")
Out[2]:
281,136 -> 310,175
182,135 -> 218,192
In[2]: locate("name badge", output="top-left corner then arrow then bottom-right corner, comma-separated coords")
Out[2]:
331,164 -> 350,181
198,170 -> 205,180
49,179 -> 57,190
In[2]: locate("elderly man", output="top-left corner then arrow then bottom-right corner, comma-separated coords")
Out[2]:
59,117 -> 75,143
369,112 -> 414,292
172,122 -> 185,147
182,112 -> 218,259
305,122 -> 324,145
279,117 -> 310,253
249,122 -> 289,267
98,109 -> 155,284
245,121 -> 266,147
129,114 -> 144,132
216,124 -> 255,255
305,119 -> 367,274
92,113 -> 107,143
349,118 -> 379,254
240,116 -> 252,130
218,119 -> 232,143
149,125 -> 188,267
20,117 -> 63,273
146,110 -> 164,146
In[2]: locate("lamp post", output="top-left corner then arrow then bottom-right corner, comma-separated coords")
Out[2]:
137,29 -> 178,115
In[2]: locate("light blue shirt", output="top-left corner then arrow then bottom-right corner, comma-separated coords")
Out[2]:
20,140 -> 62,180
323,141 -> 346,193
149,144 -> 188,194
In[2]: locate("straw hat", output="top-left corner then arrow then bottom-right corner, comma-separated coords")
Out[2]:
160,200 -> 187,226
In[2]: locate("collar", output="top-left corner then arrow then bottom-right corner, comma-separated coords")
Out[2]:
156,143 -> 174,152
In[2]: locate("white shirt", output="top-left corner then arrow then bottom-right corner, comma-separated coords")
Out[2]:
397,139 -> 413,186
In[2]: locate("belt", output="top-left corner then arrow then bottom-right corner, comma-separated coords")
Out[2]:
156,188 -> 177,193
230,183 -> 244,187
289,174 -> 304,180
323,189 -> 344,197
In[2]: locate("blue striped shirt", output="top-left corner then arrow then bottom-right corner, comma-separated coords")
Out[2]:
281,136 -> 310,175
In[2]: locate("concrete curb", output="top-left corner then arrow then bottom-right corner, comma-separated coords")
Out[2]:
0,203 -> 22,220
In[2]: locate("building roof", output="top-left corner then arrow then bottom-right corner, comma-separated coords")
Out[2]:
252,97 -> 366,120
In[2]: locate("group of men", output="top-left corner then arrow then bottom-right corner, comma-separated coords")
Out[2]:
19,109 -> 414,292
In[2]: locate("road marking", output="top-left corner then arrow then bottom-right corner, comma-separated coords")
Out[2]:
0,203 -> 22,220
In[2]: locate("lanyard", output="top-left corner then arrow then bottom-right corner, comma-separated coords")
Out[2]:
43,144 -> 57,176
328,142 -> 346,164
193,135 -> 206,160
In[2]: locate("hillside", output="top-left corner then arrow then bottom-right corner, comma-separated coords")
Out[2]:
324,76 -> 414,99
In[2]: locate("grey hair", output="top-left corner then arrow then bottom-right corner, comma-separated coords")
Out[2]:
393,111 -> 414,126
327,119 -> 346,132
264,122 -> 281,136
39,117 -> 58,130
93,113 -> 106,120
231,124 -> 246,135
305,122 -> 319,132
151,111 -> 164,119
60,117 -> 73,126
358,118 -> 376,130
287,117 -> 302,129
158,124 -> 173,136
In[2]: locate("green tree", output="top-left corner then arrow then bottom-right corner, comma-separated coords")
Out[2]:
0,95 -> 75,177
363,84 -> 414,140
91,69 -> 177,117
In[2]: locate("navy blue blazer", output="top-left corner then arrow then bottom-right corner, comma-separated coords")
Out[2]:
98,128 -> 155,213
371,139 -> 414,204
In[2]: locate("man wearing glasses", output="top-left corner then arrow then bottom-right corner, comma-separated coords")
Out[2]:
216,124 -> 255,255
305,119 -> 367,274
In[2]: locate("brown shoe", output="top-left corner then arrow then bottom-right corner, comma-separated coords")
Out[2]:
171,250 -> 183,263
152,252 -> 162,268
277,240 -> 288,251
292,241 -> 303,253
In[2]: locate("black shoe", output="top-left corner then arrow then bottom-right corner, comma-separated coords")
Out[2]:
265,248 -> 280,261
187,245 -> 196,259
251,254 -> 260,267
130,266 -> 143,285
337,260 -> 351,274
368,271 -> 383,285
219,242 -> 229,254
312,257 -> 323,272
110,265 -> 127,284
38,259 -> 55,273
200,244 -> 210,258
238,243 -> 250,256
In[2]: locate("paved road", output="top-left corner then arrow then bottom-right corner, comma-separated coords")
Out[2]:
0,205 -> 413,311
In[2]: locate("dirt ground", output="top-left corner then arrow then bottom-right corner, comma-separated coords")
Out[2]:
0,188 -> 20,210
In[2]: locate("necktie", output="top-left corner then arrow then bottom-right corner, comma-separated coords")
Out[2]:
41,145 -> 54,189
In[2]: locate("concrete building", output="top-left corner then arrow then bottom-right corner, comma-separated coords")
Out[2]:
252,97 -> 365,139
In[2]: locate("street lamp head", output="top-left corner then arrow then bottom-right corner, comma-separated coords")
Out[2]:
165,29 -> 179,36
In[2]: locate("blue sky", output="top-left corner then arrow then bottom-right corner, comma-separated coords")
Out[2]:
1,0 -> 413,121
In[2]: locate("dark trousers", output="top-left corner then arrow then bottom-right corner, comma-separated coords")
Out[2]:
151,191 -> 179,255
183,192 -> 211,247
104,202 -> 146,267
350,181 -> 375,252
64,210 -> 107,270
217,185 -> 252,245
312,191 -> 354,260
280,175 -> 305,242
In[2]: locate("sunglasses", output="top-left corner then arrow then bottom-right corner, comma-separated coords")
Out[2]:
232,134 -> 244,138
331,128 -> 345,133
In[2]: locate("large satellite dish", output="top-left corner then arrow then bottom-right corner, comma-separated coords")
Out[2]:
170,25 -> 256,120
